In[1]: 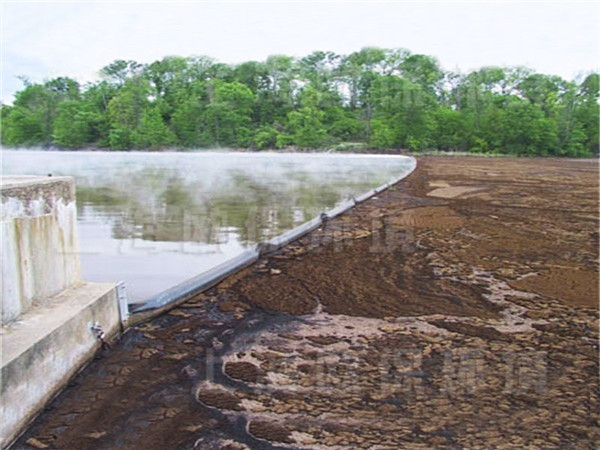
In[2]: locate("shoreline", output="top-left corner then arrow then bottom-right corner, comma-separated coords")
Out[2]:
4,145 -> 599,159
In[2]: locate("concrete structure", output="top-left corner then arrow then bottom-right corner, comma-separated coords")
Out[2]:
1,176 -> 81,324
1,176 -> 125,449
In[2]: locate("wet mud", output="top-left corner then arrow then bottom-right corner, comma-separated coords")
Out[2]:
15,157 -> 599,449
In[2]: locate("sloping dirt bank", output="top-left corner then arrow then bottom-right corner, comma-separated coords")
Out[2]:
16,157 -> 599,449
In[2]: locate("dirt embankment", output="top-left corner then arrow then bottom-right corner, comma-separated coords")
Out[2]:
16,157 -> 599,449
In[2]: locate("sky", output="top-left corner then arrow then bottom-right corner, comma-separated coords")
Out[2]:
1,1 -> 599,104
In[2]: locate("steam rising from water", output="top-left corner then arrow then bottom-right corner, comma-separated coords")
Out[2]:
2,150 -> 414,302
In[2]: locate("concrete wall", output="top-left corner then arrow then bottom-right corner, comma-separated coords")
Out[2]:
0,175 -> 123,448
1,176 -> 81,324
0,282 -> 121,449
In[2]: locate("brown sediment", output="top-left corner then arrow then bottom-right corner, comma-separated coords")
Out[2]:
509,267 -> 598,308
196,384 -> 243,410
389,205 -> 465,228
427,319 -> 514,341
247,420 -> 293,444
15,157 -> 599,449
224,361 -> 266,383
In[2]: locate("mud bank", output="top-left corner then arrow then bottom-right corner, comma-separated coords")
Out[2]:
15,157 -> 599,449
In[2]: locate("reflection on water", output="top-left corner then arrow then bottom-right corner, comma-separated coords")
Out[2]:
2,150 -> 414,302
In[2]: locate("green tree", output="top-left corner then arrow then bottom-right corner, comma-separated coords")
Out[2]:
100,60 -> 144,86
495,99 -> 558,155
106,77 -> 150,149
52,100 -> 103,148
286,107 -> 328,148
1,77 -> 80,146
202,81 -> 257,146
398,54 -> 444,95
574,73 -> 599,155
254,126 -> 279,149
1,105 -> 45,146
325,107 -> 362,142
370,119 -> 395,148
1,49 -> 596,156
432,107 -> 469,151
131,106 -> 176,149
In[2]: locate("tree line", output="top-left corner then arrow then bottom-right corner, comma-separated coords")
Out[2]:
1,48 -> 598,156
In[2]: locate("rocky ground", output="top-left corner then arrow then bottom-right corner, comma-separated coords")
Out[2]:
16,157 -> 599,449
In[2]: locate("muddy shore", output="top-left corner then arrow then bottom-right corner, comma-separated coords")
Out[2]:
16,157 -> 599,449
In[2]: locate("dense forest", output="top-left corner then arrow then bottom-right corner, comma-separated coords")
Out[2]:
1,48 -> 598,156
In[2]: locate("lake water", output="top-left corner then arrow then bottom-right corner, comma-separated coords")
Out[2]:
2,150 -> 415,303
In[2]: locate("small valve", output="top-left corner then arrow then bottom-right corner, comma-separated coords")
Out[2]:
91,322 -> 110,350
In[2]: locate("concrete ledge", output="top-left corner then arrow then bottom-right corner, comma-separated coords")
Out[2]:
324,199 -> 356,220
0,282 -> 120,449
127,157 -> 418,324
129,248 -> 260,323
1,176 -> 75,216
354,188 -> 378,204
261,216 -> 324,254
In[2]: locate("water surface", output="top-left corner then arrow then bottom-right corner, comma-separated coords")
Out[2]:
2,150 -> 414,302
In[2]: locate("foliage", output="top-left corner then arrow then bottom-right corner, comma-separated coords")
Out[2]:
1,49 -> 598,156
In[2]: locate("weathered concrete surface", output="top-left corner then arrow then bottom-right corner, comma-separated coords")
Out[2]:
0,282 -> 120,449
0,176 -> 123,449
14,157 -> 600,449
1,176 -> 81,324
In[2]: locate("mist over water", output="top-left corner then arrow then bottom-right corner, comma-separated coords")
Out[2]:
2,150 -> 414,303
